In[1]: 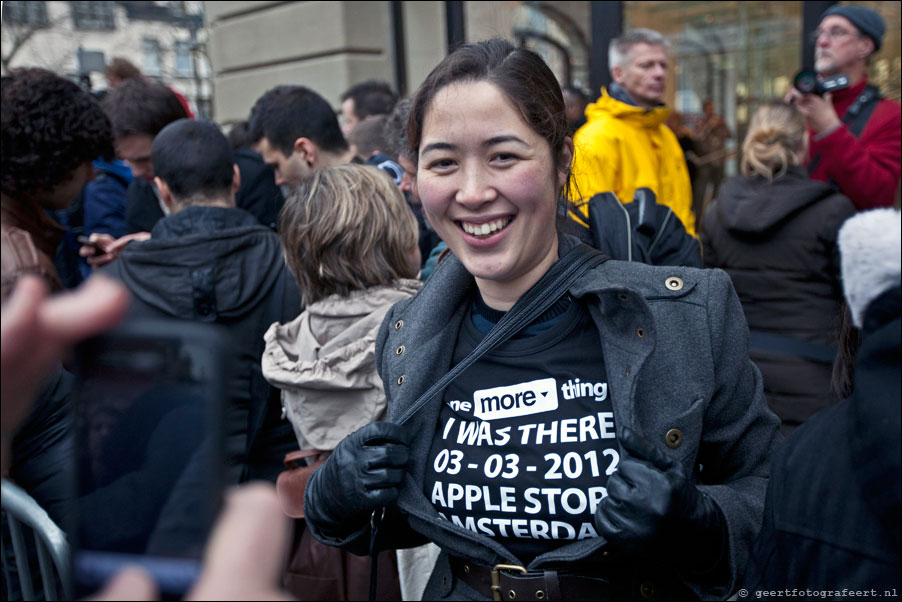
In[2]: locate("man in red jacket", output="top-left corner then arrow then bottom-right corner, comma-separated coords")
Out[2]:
787,5 -> 901,210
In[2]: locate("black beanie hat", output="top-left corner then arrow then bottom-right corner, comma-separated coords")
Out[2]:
820,5 -> 885,51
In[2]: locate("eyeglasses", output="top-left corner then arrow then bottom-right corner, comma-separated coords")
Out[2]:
809,27 -> 860,44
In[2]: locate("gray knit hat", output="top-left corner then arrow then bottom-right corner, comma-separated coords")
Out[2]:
820,5 -> 885,51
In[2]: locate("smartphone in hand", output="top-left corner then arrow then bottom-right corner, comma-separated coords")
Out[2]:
70,320 -> 228,597
76,235 -> 106,255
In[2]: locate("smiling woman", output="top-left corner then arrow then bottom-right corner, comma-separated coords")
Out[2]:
415,80 -> 567,309
303,38 -> 782,602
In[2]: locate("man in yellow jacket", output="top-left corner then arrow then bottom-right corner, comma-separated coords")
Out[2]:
570,29 -> 696,236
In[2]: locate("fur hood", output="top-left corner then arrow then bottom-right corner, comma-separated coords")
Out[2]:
838,208 -> 901,328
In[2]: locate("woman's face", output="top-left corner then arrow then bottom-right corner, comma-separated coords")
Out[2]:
417,81 -> 570,308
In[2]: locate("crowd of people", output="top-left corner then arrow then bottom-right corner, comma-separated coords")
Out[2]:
1,4 -> 900,601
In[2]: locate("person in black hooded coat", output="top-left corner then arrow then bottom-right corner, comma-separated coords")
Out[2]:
701,101 -> 855,434
102,120 -> 301,484
740,208 -> 901,600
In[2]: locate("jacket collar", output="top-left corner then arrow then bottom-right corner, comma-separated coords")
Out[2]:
831,78 -> 870,118
712,166 -> 838,234
108,205 -> 282,320
150,205 -> 258,239
586,87 -> 670,128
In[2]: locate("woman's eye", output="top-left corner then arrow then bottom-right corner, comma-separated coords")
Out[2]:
428,158 -> 456,171
492,153 -> 518,164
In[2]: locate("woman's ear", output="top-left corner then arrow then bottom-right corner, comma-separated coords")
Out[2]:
557,137 -> 574,190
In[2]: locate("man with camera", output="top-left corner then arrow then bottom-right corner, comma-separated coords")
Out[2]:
786,5 -> 900,210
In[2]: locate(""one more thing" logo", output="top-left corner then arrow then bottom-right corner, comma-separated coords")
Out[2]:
473,378 -> 559,421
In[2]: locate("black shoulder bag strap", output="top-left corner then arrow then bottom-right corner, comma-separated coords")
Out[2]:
395,242 -> 609,427
369,242 -> 608,601
808,84 -> 882,175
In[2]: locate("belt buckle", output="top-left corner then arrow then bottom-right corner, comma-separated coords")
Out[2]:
490,563 -> 527,601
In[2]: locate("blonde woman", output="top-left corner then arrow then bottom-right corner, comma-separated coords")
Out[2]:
701,100 -> 856,434
262,164 -> 434,600
264,164 -> 422,451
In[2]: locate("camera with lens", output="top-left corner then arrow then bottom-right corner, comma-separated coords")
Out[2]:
793,70 -> 850,96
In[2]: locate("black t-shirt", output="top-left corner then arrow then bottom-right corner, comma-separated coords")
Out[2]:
424,295 -> 618,561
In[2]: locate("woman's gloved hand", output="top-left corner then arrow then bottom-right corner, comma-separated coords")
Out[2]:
304,422 -> 410,536
594,426 -> 727,574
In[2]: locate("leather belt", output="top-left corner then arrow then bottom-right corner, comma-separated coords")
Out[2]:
449,556 -> 612,601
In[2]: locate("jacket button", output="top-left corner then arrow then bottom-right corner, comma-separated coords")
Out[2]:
665,429 -> 683,448
396,345 -> 405,356
665,277 -> 684,291
395,320 -> 403,330
640,581 -> 655,599
398,375 -> 405,385
636,327 -> 645,339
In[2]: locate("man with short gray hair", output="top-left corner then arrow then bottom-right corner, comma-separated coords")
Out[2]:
569,28 -> 695,235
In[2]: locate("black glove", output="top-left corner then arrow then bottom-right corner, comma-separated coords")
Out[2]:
304,421 -> 410,536
594,426 -> 727,574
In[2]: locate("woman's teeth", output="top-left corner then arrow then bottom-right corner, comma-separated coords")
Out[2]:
461,218 -> 511,237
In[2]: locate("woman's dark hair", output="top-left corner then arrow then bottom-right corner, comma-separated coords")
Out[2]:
831,302 -> 860,399
1,68 -> 113,201
407,39 -> 571,198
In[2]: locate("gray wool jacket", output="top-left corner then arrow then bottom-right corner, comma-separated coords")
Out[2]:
309,235 -> 782,600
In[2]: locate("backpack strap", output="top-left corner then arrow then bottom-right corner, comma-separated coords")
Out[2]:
808,84 -> 882,175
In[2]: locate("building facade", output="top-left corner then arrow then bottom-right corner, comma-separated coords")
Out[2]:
1,1 -> 213,116
204,0 -> 899,179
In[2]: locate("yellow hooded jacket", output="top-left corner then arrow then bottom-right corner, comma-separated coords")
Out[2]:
569,87 -> 696,236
